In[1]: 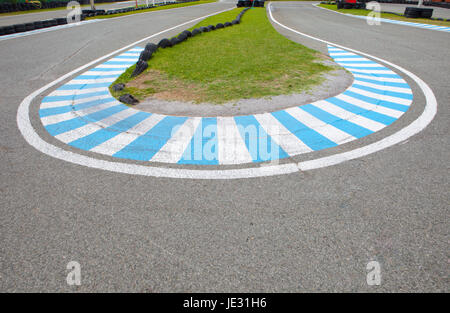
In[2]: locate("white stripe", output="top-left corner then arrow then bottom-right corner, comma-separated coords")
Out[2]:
348,87 -> 412,105
348,68 -> 395,74
128,48 -> 145,52
82,70 -> 125,76
329,52 -> 354,56
336,94 -> 405,118
285,106 -> 355,145
119,53 -> 141,57
353,73 -> 406,84
312,100 -> 385,132
95,64 -> 131,69
334,57 -> 371,61
254,113 -> 312,156
108,58 -> 138,62
217,117 -> 253,165
150,117 -> 201,163
47,87 -> 109,97
340,63 -> 385,68
353,79 -> 412,94
55,109 -> 136,143
66,77 -> 117,85
41,94 -> 112,109
41,100 -> 118,126
90,114 -> 165,156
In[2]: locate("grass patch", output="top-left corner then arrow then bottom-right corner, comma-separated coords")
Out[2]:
87,0 -> 216,20
111,7 -> 333,104
319,4 -> 450,27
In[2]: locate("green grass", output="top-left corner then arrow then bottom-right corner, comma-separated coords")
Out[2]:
111,7 -> 333,104
88,0 -> 216,20
319,4 -> 450,27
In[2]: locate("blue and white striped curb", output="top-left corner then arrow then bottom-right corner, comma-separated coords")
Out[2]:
39,44 -> 413,165
349,14 -> 450,33
0,20 -> 101,41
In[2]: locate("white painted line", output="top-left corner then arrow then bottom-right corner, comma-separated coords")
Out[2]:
267,3 -> 437,173
285,106 -> 355,145
40,94 -> 112,109
217,117 -> 253,165
254,112 -> 312,156
90,113 -> 165,156
312,100 -> 386,132
150,117 -> 201,163
15,5 -> 437,179
335,94 -> 405,118
55,108 -> 136,143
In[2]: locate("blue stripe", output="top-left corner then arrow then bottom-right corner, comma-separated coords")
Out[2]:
178,118 -> 218,165
39,97 -> 117,117
328,55 -> 358,59
114,55 -> 140,59
344,66 -> 388,70
352,83 -> 413,100
76,74 -> 120,79
350,71 -> 401,79
113,116 -> 188,161
326,97 -> 396,125
344,90 -> 409,112
45,105 -> 127,136
68,112 -> 150,151
57,82 -> 111,90
271,110 -> 337,151
89,67 -> 127,72
42,91 -> 110,103
234,115 -> 288,162
300,104 -> 373,138
103,60 -> 136,65
337,60 -> 376,64
354,77 -> 409,88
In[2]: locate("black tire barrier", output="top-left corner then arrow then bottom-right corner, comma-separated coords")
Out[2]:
129,7 -> 250,80
145,43 -> 158,53
56,18 -> 68,25
3,26 -> 14,35
182,30 -> 192,38
158,38 -> 172,48
33,21 -> 44,29
170,37 -> 180,46
119,94 -> 139,105
191,28 -> 202,36
139,49 -> 153,62
131,60 -> 149,77
25,23 -> 35,31
13,24 -> 26,33
177,33 -> 188,42
112,83 -> 125,92
43,20 -> 53,28
232,19 -> 239,25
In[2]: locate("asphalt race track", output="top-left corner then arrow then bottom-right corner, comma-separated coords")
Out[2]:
1,1 -> 448,292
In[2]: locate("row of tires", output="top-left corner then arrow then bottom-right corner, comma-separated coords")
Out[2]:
0,0 -> 119,13
0,15 -> 86,35
404,7 -> 433,18
81,1 -> 198,17
0,1 -> 197,36
118,8 -> 250,104
236,0 -> 265,8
